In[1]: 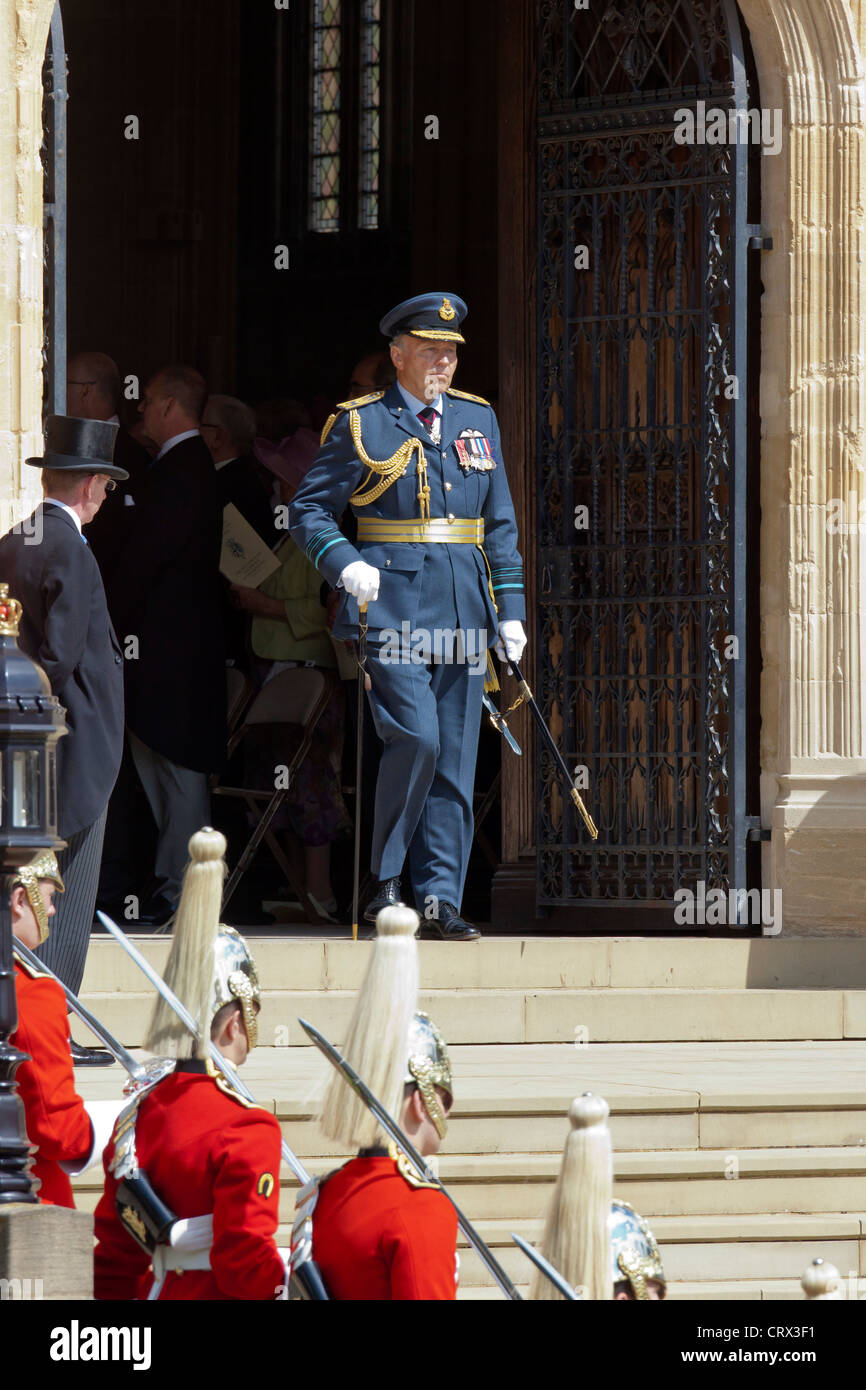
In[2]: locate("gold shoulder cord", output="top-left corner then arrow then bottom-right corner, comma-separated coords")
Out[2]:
348,409 -> 431,521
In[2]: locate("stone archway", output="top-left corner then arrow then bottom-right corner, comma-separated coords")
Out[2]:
737,0 -> 866,932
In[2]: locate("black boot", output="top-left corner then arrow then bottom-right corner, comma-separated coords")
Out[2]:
417,901 -> 480,941
363,876 -> 404,922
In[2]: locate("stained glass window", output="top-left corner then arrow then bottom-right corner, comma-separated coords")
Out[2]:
310,0 -> 341,233
358,0 -> 381,230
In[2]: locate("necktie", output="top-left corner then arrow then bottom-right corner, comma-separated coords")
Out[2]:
417,406 -> 439,441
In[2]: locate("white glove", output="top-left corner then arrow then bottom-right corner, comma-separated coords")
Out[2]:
339,560 -> 380,605
61,1097 -> 127,1176
495,619 -> 527,665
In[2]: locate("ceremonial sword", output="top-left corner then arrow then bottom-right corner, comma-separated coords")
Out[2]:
482,691 -> 522,755
505,660 -> 598,839
96,911 -> 311,1186
298,1016 -> 523,1301
13,938 -> 149,1085
510,1233 -> 581,1300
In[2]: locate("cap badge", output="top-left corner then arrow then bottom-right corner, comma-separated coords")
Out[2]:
439,297 -> 456,321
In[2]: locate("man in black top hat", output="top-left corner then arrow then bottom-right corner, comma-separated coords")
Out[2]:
0,416 -> 127,1064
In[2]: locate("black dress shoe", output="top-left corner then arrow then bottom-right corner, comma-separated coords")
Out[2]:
134,894 -> 176,930
70,1041 -> 115,1067
363,876 -> 404,922
417,901 -> 480,941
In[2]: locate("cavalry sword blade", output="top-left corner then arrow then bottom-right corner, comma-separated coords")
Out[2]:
298,1016 -> 523,1301
510,1233 -> 581,1300
96,911 -> 311,1185
13,938 -> 146,1083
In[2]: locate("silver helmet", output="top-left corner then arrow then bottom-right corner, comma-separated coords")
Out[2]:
609,1201 -> 666,1299
212,924 -> 261,1049
404,1011 -> 453,1138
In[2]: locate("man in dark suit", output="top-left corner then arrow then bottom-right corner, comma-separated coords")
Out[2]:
201,394 -> 275,542
200,394 -> 276,668
0,416 -> 127,1062
110,364 -> 226,925
68,351 -> 152,589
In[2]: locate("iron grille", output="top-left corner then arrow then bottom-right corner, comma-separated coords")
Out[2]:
536,0 -> 752,914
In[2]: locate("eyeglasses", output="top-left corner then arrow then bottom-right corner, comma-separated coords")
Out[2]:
67,380 -> 96,387
97,477 -> 117,493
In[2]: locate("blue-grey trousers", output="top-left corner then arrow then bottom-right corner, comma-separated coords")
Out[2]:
366,647 -> 485,910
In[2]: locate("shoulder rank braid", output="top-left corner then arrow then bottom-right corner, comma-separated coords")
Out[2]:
320,390 -> 385,447
445,387 -> 491,406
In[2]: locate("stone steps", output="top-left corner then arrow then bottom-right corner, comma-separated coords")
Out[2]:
75,935 -> 866,1045
80,934 -> 866,991
69,934 -> 866,1299
72,985 -> 865,1047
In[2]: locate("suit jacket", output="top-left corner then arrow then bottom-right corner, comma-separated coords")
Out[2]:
215,454 -> 275,543
110,434 -> 226,772
83,426 -> 152,592
215,454 -> 276,664
289,383 -> 526,642
0,502 -> 124,837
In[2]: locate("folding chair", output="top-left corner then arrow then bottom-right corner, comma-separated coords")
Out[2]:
212,666 -> 338,909
225,666 -> 256,750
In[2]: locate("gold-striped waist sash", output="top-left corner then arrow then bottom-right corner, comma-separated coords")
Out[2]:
356,517 -> 484,544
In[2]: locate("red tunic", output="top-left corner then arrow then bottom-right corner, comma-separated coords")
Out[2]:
93,1062 -> 285,1301
313,1154 -> 459,1300
12,959 -> 92,1208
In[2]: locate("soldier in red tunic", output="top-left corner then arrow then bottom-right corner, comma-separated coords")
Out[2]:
295,905 -> 459,1300
93,828 -> 287,1301
528,1093 -> 666,1301
11,850 -> 119,1207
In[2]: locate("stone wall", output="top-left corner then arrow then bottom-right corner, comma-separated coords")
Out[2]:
0,0 -> 54,534
738,0 -> 866,932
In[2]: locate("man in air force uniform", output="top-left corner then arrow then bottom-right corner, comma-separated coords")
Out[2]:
289,293 -> 526,939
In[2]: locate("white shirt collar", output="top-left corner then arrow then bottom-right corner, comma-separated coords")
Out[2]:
396,382 -> 443,417
213,455 -> 238,472
155,428 -> 200,461
43,498 -> 83,534
108,413 -> 120,425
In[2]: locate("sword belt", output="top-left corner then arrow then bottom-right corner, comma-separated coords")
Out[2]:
356,517 -> 484,544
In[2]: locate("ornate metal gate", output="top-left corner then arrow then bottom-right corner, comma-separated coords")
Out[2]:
536,0 -> 756,920
41,2 -> 67,417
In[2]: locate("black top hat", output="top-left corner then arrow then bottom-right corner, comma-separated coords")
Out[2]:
26,415 -> 129,480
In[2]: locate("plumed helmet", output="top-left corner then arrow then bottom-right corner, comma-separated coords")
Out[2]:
609,1201 -> 666,1299
405,1011 -> 453,1138
144,829 -> 262,1058
212,923 -> 261,1049
12,849 -> 64,944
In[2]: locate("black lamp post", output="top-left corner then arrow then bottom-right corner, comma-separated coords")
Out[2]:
0,582 -> 66,1202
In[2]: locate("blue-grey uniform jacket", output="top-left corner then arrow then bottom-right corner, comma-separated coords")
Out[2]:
288,383 -> 525,642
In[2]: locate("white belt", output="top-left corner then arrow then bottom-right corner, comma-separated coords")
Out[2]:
147,1214 -> 213,1300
